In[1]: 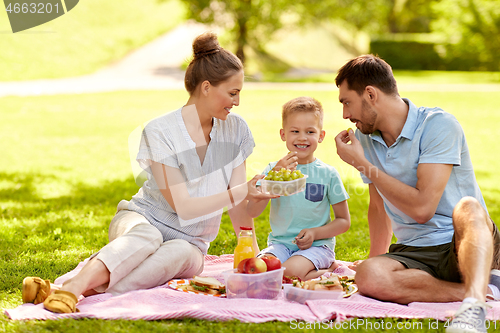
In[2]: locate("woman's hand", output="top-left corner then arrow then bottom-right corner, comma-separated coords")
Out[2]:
246,175 -> 279,202
273,151 -> 298,171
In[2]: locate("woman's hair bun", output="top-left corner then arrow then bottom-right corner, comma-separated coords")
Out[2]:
193,32 -> 221,59
184,31 -> 242,95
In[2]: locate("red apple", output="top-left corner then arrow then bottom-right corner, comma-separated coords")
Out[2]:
262,256 -> 281,271
237,258 -> 251,273
243,257 -> 267,274
226,275 -> 249,295
263,279 -> 281,299
246,282 -> 267,298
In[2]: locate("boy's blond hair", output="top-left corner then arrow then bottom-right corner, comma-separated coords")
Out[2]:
282,96 -> 324,129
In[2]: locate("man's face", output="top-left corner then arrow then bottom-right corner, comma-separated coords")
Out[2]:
338,81 -> 377,135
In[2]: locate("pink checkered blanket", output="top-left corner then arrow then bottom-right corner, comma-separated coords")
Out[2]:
5,254 -> 500,323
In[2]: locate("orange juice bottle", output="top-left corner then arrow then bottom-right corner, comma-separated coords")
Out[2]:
233,226 -> 255,268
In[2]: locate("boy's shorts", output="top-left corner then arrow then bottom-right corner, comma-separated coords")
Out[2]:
381,218 -> 500,283
258,243 -> 335,271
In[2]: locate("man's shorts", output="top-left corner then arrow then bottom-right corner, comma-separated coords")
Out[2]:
381,218 -> 500,283
258,243 -> 335,270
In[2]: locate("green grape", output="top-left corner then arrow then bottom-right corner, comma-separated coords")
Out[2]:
266,166 -> 305,182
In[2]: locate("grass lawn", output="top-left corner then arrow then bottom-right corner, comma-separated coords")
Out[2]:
1,82 -> 499,331
0,0 -> 185,81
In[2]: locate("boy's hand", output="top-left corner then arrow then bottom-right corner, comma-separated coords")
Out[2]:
347,260 -> 364,271
294,229 -> 315,250
273,151 -> 298,171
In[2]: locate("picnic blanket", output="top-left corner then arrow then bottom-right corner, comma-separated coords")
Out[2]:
5,254 -> 500,323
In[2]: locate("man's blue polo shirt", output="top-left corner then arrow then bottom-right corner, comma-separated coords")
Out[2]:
356,98 -> 487,247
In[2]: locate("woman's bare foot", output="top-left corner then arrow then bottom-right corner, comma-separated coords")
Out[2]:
50,283 -> 61,292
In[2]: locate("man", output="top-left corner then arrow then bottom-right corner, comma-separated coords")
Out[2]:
334,54 -> 500,333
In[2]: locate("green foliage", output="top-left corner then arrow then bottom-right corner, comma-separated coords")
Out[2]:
177,0 -> 294,63
291,0 -> 438,56
386,0 -> 437,33
370,35 -> 444,70
0,0 -> 185,81
173,0 -> 497,73
431,0 -> 500,71
294,0 -> 389,33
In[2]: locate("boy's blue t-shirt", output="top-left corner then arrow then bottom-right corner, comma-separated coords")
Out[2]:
262,158 -> 349,251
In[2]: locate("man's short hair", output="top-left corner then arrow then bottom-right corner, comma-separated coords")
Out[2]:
335,54 -> 398,96
282,96 -> 323,129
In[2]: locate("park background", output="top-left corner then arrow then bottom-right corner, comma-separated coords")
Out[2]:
1,0 -> 500,331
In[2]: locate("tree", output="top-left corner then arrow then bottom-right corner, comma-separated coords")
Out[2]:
178,0 -> 499,71
387,0 -> 436,33
292,0 -> 390,55
178,0 -> 294,63
431,0 -> 500,70
292,0 -> 436,55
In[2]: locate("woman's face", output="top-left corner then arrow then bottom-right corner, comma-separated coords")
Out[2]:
205,70 -> 244,120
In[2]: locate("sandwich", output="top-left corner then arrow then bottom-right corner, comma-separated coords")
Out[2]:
186,276 -> 226,295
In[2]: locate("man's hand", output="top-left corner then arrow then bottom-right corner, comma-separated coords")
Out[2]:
295,229 -> 315,250
334,129 -> 365,169
274,151 -> 298,171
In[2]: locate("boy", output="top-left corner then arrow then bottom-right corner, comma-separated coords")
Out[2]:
247,96 -> 350,280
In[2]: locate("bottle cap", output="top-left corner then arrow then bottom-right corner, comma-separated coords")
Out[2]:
240,226 -> 252,230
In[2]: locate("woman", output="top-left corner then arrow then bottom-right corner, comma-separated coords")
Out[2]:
22,32 -> 273,313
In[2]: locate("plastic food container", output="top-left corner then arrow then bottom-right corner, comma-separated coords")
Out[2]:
222,267 -> 285,300
283,283 -> 358,303
260,175 -> 308,196
283,284 -> 345,304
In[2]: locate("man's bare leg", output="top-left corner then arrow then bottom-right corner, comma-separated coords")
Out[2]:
356,198 -> 493,305
355,256 -> 464,304
453,197 -> 492,301
446,197 -> 492,333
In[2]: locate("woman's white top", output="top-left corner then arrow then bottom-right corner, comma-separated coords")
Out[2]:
127,107 -> 255,254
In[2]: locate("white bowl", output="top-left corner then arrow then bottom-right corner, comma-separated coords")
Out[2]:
260,175 -> 308,196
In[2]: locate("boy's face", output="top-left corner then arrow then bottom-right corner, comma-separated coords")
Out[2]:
280,112 -> 325,164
